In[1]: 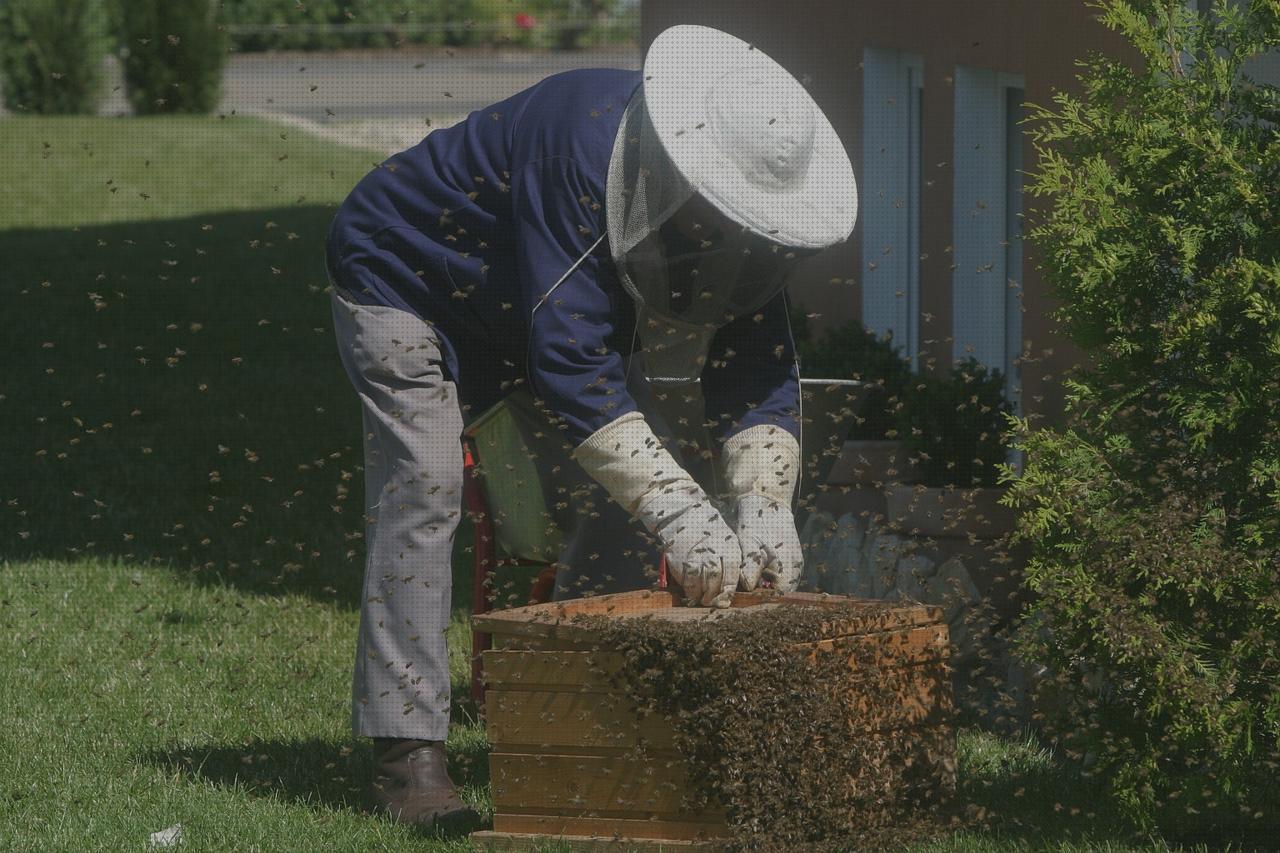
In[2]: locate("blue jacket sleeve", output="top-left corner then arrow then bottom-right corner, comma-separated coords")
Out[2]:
515,156 -> 639,446
700,290 -> 803,445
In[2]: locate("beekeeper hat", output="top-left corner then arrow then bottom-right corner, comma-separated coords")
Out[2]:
641,24 -> 857,249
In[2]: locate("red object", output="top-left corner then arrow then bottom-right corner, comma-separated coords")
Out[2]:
514,12 -> 536,29
528,565 -> 558,604
463,440 -> 495,707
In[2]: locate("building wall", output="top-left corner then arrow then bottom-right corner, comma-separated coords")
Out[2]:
640,0 -> 1143,432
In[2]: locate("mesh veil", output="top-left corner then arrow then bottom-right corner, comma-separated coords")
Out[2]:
605,87 -> 695,306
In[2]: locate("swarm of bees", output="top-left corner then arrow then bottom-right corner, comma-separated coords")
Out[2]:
571,601 -> 968,851
9,8 -> 1280,847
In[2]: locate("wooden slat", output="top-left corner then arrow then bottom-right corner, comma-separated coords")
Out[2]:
485,689 -> 675,750
493,635 -> 597,651
471,831 -> 724,851
490,752 -> 707,815
492,813 -> 729,842
803,605 -> 945,639
483,650 -> 625,692
483,662 -> 952,748
483,621 -> 949,695
613,602 -> 785,623
473,589 -> 685,639
731,590 -> 944,632
490,724 -> 956,816
792,623 -> 951,669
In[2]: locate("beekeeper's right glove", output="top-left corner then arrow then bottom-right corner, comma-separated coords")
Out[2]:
573,411 -> 744,607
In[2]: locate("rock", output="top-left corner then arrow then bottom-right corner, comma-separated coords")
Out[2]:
892,553 -> 935,603
808,512 -> 863,596
864,530 -> 905,599
808,514 -> 860,594
909,550 -> 939,579
1004,654 -> 1037,729
799,509 -> 834,549
830,515 -> 869,596
829,514 -> 880,594
849,557 -> 876,598
797,509 -> 836,591
923,557 -> 981,624
946,612 -> 971,655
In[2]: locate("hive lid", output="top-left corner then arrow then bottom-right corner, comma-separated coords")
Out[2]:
472,588 -> 943,645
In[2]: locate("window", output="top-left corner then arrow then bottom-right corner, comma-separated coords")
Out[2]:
860,47 -> 923,370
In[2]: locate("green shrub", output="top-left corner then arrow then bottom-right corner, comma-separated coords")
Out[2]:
1003,418 -> 1280,842
788,310 -> 1015,483
213,0 -> 635,52
218,0 -> 342,51
0,0 -> 109,114
899,357 -> 1013,488
999,0 -> 1280,841
789,309 -> 915,442
438,0 -> 484,47
218,1 -> 435,51
112,0 -> 227,114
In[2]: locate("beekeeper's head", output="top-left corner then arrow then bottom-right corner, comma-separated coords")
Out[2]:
605,25 -> 858,378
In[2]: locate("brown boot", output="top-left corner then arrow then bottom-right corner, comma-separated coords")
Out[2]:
369,738 -> 480,831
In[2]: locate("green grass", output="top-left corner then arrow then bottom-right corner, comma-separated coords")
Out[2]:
0,115 -> 384,603
0,115 -> 1222,851
0,558 -> 487,851
3,115 -> 382,229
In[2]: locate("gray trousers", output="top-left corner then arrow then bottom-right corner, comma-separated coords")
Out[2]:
330,289 -> 463,741
330,288 -> 702,740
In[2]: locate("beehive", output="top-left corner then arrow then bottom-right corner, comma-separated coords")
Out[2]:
470,589 -> 956,851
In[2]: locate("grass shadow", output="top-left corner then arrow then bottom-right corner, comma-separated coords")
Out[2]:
0,206 -> 490,615
948,724 -> 1153,851
140,733 -> 492,838
958,724 -> 1280,852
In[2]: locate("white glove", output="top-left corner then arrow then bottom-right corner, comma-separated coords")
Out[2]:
733,494 -> 804,592
720,425 -> 803,593
634,484 -> 745,607
573,412 -> 743,607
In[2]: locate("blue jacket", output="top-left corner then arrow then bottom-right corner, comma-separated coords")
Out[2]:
326,68 -> 800,447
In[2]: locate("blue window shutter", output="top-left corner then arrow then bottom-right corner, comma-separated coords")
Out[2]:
953,66 -> 1026,475
861,47 -> 923,370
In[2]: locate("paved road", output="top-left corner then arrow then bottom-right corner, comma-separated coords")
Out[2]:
222,46 -> 641,153
221,46 -> 640,122
3,46 -> 640,153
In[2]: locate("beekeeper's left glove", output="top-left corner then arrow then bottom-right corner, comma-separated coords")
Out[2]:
720,425 -> 804,593
573,411 -> 743,607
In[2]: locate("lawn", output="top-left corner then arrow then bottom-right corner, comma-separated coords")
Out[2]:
0,116 -> 1201,851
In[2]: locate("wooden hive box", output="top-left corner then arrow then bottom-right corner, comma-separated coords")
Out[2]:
470,589 -> 956,851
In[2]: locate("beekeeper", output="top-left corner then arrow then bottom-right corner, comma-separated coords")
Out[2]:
324,24 -> 857,829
